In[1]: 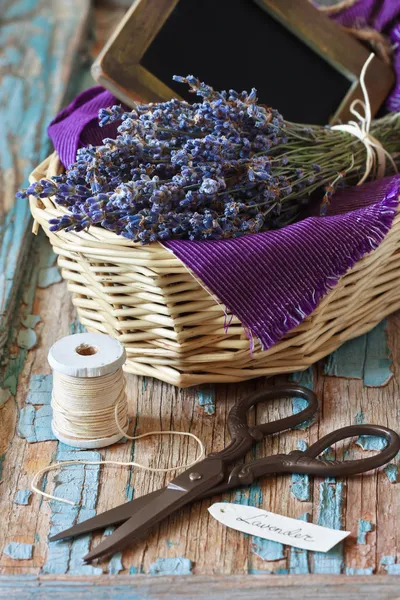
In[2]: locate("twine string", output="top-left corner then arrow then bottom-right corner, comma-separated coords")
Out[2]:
51,370 -> 129,440
32,368 -> 205,506
332,53 -> 398,185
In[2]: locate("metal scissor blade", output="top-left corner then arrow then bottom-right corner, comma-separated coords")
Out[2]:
84,486 -> 188,561
49,488 -> 165,542
84,457 -> 224,561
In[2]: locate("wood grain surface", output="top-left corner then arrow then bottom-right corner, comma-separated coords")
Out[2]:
0,0 -> 91,351
0,0 -> 399,596
0,574 -> 399,599
0,231 -> 399,588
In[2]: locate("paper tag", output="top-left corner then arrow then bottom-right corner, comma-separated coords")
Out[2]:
208,503 -> 350,553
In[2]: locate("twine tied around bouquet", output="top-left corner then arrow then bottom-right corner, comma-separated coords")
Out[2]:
332,53 -> 398,186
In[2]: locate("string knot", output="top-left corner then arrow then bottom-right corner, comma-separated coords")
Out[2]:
331,53 -> 397,185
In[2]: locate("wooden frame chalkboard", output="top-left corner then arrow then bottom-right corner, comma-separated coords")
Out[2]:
91,0 -> 394,124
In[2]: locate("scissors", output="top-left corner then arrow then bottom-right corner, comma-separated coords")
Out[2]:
50,384 -> 400,561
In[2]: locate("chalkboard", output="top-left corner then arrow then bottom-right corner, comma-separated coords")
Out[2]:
92,0 -> 394,126
141,0 -> 349,124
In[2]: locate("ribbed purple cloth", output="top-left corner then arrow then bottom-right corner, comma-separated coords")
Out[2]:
165,177 -> 399,349
48,86 -> 120,167
45,0 -> 400,351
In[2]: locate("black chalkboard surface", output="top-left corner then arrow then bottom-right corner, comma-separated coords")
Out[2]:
92,0 -> 394,126
141,0 -> 349,124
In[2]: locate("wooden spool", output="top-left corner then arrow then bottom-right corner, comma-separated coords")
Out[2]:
48,332 -> 127,448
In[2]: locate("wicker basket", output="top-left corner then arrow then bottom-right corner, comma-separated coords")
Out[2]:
29,152 -> 400,387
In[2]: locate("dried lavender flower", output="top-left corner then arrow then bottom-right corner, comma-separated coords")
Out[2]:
19,77 -> 400,243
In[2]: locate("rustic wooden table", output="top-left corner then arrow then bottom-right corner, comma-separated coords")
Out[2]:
0,1 -> 399,598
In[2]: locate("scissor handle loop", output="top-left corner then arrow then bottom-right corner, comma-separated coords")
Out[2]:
301,424 -> 400,476
212,384 -> 318,463
228,384 -> 318,437
237,424 -> 400,482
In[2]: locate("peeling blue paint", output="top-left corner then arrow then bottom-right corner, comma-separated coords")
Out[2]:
42,447 -> 102,576
18,404 -> 55,442
363,321 -> 393,387
148,557 -> 193,575
324,336 -> 366,379
14,489 -> 32,505
297,440 -> 308,452
142,378 -> 148,392
251,536 -> 285,562
38,242 -> 57,269
38,266 -> 62,288
290,369 -> 315,430
126,483 -> 134,502
4,542 -> 33,560
354,411 -> 365,424
384,463 -> 398,483
17,328 -> 37,350
248,483 -> 263,508
346,567 -> 373,575
197,387 -> 216,415
26,374 -> 52,405
234,482 -> 263,508
273,568 -> 289,574
69,320 -> 86,335
323,321 -> 392,387
381,555 -> 395,565
291,441 -> 310,501
386,564 -> 400,576
357,519 -> 373,544
322,446 -> 335,462
108,552 -> 123,574
0,0 -> 88,357
356,436 -> 387,451
234,482 -> 273,569
381,555 -> 400,575
3,372 -> 19,397
130,566 -> 140,574
166,540 -> 178,549
21,315 -> 40,329
248,568 -> 271,574
18,375 -> 55,442
313,482 -> 345,574
289,513 -> 310,574
0,455 -> 5,481
322,454 -> 337,483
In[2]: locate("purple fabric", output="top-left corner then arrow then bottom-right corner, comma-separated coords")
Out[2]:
164,177 -> 399,349
44,1 -> 400,351
47,86 -> 120,167
330,0 -> 400,111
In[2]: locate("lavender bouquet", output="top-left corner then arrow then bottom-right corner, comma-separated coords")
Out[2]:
20,76 -> 400,244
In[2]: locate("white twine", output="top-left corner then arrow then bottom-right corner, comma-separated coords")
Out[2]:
51,370 -> 129,441
332,53 -> 397,185
31,368 -> 205,506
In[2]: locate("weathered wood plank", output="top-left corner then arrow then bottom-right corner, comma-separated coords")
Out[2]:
0,574 -> 400,599
0,0 -> 91,350
1,248 -> 399,578
1,0 -> 399,588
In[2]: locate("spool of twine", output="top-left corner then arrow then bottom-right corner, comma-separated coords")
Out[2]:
32,333 -> 204,505
48,332 -> 128,448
